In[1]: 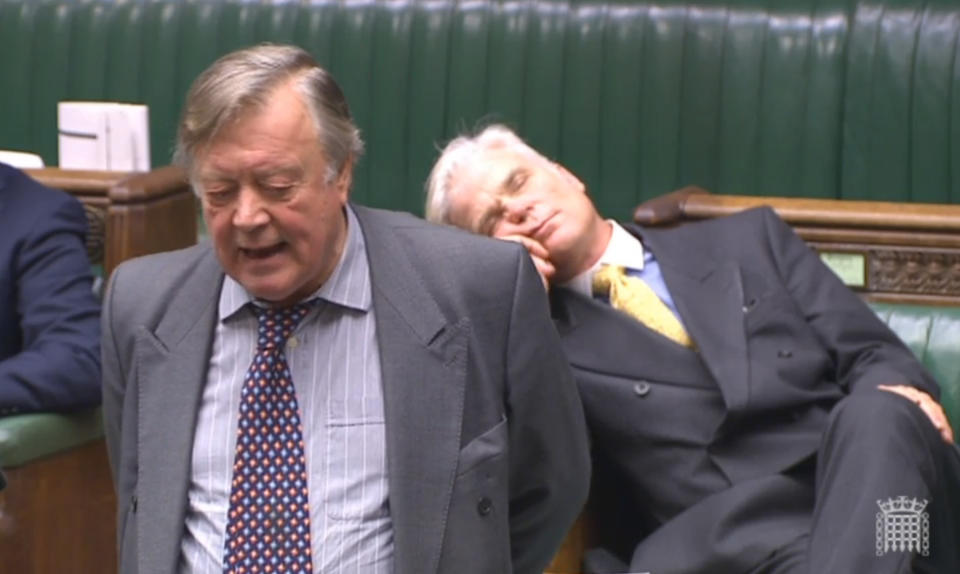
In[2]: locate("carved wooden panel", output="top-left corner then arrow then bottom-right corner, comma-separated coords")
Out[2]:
81,204 -> 106,265
869,249 -> 960,297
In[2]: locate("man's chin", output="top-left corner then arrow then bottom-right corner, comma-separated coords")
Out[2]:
235,276 -> 301,307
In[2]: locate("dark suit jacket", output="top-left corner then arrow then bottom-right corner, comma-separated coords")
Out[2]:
0,163 -> 100,413
101,204 -> 590,574
551,207 -> 937,574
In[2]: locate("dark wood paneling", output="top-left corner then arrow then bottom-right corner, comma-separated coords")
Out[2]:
0,440 -> 116,573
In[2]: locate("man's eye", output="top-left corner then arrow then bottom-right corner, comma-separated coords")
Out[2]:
478,206 -> 505,236
506,172 -> 528,194
264,184 -> 295,197
204,188 -> 235,205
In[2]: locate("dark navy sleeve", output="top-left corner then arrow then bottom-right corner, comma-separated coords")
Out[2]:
0,173 -> 101,412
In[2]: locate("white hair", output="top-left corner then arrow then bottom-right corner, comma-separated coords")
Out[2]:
425,124 -> 542,225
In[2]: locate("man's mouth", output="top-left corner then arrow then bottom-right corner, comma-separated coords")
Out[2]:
240,243 -> 286,260
531,214 -> 556,242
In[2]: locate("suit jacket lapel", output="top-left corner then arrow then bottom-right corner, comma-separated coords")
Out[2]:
353,206 -> 465,574
625,224 -> 750,414
136,249 -> 222,574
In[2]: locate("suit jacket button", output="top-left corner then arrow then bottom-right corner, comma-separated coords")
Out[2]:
633,382 -> 651,397
777,349 -> 793,358
477,497 -> 493,516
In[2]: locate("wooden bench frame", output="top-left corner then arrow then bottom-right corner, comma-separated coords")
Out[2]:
0,167 -> 196,574
25,166 -> 198,277
634,186 -> 960,306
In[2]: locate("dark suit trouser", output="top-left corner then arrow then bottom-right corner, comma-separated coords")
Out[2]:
753,391 -> 960,574
589,392 -> 960,574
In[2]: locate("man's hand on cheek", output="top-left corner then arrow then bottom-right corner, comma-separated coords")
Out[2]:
497,234 -> 555,290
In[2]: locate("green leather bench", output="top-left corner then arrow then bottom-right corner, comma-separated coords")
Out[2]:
1,0 -> 960,218
874,303 -> 960,431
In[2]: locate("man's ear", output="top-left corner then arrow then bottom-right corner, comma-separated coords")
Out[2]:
553,161 -> 585,192
335,155 -> 354,199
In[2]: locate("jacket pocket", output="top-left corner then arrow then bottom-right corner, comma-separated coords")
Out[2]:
435,417 -> 511,573
457,416 -> 507,478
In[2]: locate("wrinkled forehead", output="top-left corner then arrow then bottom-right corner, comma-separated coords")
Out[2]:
451,144 -> 544,194
445,148 -> 509,221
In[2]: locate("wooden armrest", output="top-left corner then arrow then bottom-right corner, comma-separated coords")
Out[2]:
632,186 -> 710,226
109,165 -> 191,204
637,186 -> 960,234
25,166 -> 197,277
24,168 -> 130,195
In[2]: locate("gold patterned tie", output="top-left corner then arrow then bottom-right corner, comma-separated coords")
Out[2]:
592,265 -> 693,348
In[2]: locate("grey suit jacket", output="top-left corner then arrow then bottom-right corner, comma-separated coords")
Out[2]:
552,207 -> 937,573
101,204 -> 590,574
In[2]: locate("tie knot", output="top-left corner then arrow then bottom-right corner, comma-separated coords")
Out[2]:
252,301 -> 314,350
592,265 -> 627,297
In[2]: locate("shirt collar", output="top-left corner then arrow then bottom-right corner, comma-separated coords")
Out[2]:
563,220 -> 647,298
218,204 -> 372,321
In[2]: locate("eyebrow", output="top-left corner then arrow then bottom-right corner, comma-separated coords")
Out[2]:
472,167 -> 525,234
255,166 -> 304,180
501,167 -> 523,192
195,174 -> 234,193
197,165 -> 304,184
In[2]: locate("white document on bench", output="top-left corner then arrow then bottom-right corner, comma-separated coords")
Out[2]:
58,102 -> 150,171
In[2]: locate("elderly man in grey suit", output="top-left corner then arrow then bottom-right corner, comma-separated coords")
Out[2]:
426,125 -> 960,574
101,46 -> 589,574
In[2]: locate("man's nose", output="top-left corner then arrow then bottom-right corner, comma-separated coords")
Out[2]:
502,197 -> 529,224
232,188 -> 269,228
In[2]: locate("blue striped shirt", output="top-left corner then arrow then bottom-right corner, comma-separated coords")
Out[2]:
179,206 -> 394,574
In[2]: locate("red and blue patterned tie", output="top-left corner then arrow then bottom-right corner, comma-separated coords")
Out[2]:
223,303 -> 314,573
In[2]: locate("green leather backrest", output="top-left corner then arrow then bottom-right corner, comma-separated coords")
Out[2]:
2,0 -> 960,217
871,302 -> 960,435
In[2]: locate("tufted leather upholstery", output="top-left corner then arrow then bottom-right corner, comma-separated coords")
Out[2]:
871,303 -> 960,435
2,0 -> 960,218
